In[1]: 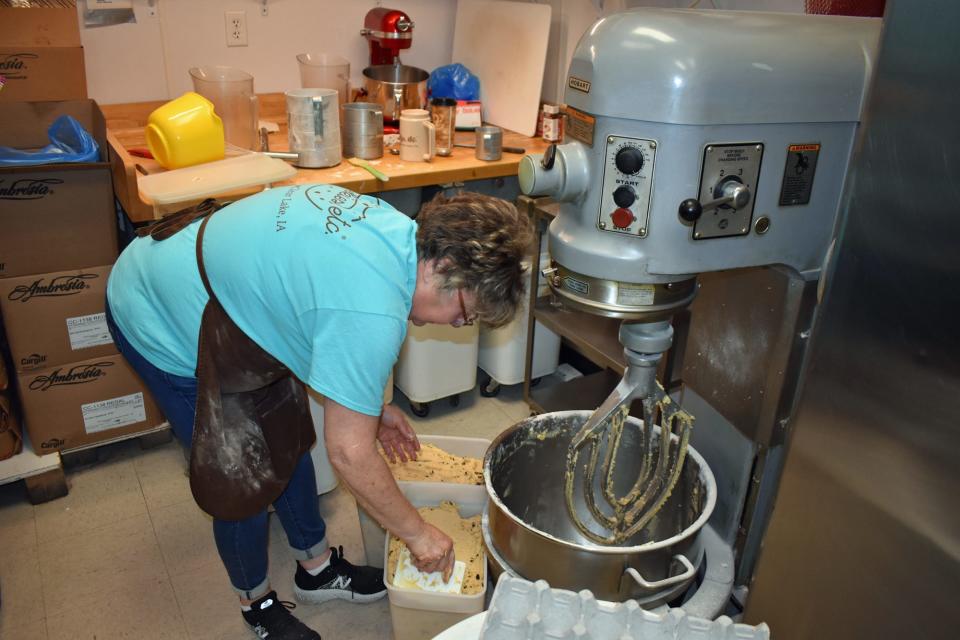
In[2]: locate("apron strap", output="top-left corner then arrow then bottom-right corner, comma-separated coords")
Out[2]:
136,198 -> 223,242
195,213 -> 217,300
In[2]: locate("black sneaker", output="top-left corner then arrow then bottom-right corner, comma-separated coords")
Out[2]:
242,590 -> 321,639
294,545 -> 387,604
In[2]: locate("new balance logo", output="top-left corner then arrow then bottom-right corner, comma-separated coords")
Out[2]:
327,575 -> 351,590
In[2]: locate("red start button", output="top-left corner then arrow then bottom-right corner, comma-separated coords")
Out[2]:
611,208 -> 635,229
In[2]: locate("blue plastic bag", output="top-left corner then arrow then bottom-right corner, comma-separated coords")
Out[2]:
428,63 -> 481,101
0,115 -> 100,166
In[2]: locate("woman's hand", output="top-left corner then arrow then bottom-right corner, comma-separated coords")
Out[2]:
377,404 -> 421,463
405,522 -> 456,581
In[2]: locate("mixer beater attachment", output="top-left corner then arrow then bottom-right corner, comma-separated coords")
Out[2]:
564,321 -> 695,545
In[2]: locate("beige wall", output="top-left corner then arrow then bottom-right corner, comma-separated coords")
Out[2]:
80,0 -> 457,105
79,0 -> 804,107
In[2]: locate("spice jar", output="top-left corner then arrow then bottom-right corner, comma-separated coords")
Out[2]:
430,98 -> 457,157
542,104 -> 563,143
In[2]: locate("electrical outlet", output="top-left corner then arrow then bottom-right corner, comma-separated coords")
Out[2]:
225,10 -> 248,47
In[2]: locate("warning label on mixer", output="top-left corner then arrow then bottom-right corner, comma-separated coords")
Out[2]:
563,276 -> 590,296
565,107 -> 595,146
617,284 -> 655,306
779,143 -> 820,206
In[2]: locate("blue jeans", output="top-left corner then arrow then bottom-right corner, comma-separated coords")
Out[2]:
105,303 -> 328,599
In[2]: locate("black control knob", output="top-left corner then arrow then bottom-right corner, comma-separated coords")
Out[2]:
678,198 -> 703,223
615,147 -> 644,175
541,143 -> 557,170
612,185 -> 636,208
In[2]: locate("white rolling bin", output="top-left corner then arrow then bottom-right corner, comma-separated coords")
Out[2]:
307,375 -> 394,495
394,321 -> 479,418
477,255 -> 561,397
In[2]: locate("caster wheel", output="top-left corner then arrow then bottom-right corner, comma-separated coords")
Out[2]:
410,401 -> 430,418
530,377 -> 543,388
480,380 -> 501,397
449,394 -> 461,408
479,372 -> 501,397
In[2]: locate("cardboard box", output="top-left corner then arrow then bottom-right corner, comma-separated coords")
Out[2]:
0,391 -> 22,461
455,100 -> 482,130
0,46 -> 87,103
0,100 -> 117,279
0,2 -> 82,47
0,265 -> 117,372
0,341 -> 8,391
0,2 -> 86,103
17,353 -> 164,454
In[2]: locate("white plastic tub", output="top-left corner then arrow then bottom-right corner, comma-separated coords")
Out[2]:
478,256 -> 560,390
394,321 -> 479,414
359,435 -> 490,568
308,375 -> 393,495
384,484 -> 488,640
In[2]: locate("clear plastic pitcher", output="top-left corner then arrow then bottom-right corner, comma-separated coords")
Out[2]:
189,66 -> 259,151
297,53 -> 350,106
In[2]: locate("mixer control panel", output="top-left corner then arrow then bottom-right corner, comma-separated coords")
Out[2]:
598,136 -> 656,237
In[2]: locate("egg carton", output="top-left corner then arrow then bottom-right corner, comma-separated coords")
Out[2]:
479,575 -> 770,640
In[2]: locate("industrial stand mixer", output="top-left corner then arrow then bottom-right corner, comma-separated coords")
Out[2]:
483,7 -> 881,613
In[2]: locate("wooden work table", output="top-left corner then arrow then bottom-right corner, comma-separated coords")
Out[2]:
102,93 -> 551,222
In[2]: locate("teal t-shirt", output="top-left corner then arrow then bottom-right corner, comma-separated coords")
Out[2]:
107,184 -> 418,416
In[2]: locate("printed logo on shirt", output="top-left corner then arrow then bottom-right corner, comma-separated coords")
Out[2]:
8,273 -> 97,302
304,186 -> 379,237
29,362 -> 114,391
0,178 -> 63,200
274,185 -> 301,232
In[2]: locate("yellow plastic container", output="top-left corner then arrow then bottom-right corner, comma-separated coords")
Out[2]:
145,92 -> 225,169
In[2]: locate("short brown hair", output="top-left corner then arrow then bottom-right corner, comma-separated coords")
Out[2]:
416,193 -> 533,327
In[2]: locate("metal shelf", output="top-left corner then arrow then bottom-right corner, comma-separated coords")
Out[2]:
527,369 -> 622,415
533,299 -> 625,374
520,196 -> 626,415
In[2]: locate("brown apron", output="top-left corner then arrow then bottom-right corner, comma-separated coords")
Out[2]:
138,200 -> 316,520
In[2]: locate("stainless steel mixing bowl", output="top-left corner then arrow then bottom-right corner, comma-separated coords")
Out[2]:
362,64 -> 428,122
484,410 -> 717,601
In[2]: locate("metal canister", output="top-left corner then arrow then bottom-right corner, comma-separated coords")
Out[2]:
475,126 -> 503,161
285,88 -> 341,168
342,102 -> 384,159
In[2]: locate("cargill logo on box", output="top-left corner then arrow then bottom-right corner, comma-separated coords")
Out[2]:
8,273 -> 97,302
20,353 -> 47,368
0,178 -> 64,201
41,437 -> 65,450
29,362 -> 114,392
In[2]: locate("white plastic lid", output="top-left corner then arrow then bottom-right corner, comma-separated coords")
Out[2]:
139,154 -> 296,205
543,104 -> 560,115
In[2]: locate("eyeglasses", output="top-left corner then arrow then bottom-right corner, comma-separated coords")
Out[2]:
457,288 -> 477,326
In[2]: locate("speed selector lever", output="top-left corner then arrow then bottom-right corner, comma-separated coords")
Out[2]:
678,177 -> 752,223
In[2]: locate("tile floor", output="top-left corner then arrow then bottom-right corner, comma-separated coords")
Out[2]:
0,380 -> 536,640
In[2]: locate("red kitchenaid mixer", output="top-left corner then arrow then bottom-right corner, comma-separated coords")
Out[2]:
360,7 -> 426,130
361,7 -> 415,66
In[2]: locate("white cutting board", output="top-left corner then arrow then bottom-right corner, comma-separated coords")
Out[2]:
452,0 -> 552,137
